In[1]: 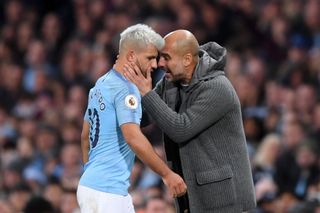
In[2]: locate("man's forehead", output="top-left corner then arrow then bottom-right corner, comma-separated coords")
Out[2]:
161,43 -> 175,56
162,39 -> 176,54
160,51 -> 170,57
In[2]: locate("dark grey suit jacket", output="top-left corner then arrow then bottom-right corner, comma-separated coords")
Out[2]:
142,42 -> 256,213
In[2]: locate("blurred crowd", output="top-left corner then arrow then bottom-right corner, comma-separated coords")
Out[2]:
0,0 -> 320,212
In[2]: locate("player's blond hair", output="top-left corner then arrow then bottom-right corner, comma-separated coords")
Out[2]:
119,24 -> 164,53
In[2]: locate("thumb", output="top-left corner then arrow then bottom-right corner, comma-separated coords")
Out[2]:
147,70 -> 151,80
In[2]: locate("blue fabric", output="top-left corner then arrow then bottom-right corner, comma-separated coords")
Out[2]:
79,69 -> 141,195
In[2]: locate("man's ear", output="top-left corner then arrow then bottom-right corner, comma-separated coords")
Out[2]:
126,50 -> 135,62
183,53 -> 192,66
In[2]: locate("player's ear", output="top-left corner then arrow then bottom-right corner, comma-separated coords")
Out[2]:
126,50 -> 136,62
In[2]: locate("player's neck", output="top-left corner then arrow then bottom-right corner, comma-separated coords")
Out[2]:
113,59 -> 126,75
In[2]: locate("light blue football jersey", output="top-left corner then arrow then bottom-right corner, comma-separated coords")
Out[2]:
79,69 -> 142,196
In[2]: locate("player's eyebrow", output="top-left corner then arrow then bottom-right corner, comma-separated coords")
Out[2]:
147,55 -> 157,60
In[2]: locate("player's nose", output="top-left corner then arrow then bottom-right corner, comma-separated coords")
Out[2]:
151,59 -> 157,70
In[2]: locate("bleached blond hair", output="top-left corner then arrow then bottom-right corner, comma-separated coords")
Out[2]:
119,24 -> 164,52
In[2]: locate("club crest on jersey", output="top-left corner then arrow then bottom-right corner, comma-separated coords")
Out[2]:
125,95 -> 138,109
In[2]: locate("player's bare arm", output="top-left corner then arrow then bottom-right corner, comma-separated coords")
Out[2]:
121,123 -> 187,198
80,121 -> 90,164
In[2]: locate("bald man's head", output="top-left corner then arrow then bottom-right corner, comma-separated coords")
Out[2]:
158,30 -> 199,84
164,30 -> 199,57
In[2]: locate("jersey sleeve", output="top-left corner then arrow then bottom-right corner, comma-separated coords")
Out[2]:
84,89 -> 93,122
84,107 -> 89,121
114,85 -> 141,126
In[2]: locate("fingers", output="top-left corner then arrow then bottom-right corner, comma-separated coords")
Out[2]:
129,62 -> 143,77
175,180 -> 187,197
123,68 -> 133,82
146,67 -> 151,80
123,64 -> 135,75
163,180 -> 176,198
171,188 -> 178,198
123,62 -> 152,96
123,64 -> 137,82
123,63 -> 143,80
164,173 -> 187,198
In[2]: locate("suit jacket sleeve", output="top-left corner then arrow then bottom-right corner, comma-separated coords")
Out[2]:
141,77 -> 235,143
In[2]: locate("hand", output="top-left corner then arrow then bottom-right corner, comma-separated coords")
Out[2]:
123,62 -> 152,96
162,171 -> 187,198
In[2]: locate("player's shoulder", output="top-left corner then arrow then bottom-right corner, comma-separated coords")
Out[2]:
95,69 -> 137,96
97,69 -> 129,87
109,69 -> 137,92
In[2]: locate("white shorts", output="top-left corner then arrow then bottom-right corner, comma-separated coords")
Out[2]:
77,185 -> 135,213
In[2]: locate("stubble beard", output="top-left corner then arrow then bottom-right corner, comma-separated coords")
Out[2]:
135,58 -> 147,78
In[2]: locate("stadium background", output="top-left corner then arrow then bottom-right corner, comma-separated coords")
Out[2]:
0,0 -> 320,212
